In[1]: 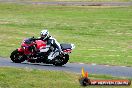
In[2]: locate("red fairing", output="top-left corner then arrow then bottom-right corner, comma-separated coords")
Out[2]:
21,42 -> 35,47
35,40 -> 46,49
21,42 -> 35,55
18,48 -> 23,52
63,49 -> 72,53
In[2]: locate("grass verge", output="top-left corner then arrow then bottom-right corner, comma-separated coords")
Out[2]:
0,67 -> 131,88
7,0 -> 132,2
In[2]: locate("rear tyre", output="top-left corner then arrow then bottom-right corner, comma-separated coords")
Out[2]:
62,54 -> 69,64
10,49 -> 25,63
53,54 -> 69,66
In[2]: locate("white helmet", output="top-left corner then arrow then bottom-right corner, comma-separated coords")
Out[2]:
40,30 -> 49,40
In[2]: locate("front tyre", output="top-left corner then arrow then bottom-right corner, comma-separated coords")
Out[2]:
10,49 -> 25,63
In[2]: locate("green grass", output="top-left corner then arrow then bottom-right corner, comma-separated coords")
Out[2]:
0,67 -> 131,88
0,3 -> 132,66
10,0 -> 132,2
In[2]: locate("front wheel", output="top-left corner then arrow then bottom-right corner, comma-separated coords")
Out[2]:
53,54 -> 69,66
10,49 -> 25,63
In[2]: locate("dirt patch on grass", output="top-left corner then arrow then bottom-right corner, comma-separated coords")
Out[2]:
0,0 -> 132,6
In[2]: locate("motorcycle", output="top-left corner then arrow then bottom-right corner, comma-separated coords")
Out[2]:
10,37 -> 75,66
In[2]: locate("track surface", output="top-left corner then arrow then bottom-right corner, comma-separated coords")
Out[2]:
0,0 -> 132,6
0,57 -> 132,77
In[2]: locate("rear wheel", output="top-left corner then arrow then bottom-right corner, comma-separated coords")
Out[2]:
10,49 -> 25,63
53,54 -> 69,66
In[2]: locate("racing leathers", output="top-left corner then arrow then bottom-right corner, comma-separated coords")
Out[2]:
33,36 -> 62,60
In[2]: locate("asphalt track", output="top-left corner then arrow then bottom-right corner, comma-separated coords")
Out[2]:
0,57 -> 132,78
0,0 -> 132,6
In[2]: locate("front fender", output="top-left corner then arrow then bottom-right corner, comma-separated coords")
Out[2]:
18,48 -> 24,53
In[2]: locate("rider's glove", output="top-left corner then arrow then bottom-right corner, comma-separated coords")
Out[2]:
30,36 -> 36,42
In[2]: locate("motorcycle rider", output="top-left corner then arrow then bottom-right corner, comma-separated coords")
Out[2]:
32,29 -> 62,61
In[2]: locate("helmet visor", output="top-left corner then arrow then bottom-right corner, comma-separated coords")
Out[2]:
41,34 -> 47,38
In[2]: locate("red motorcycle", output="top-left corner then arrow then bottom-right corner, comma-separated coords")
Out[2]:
10,38 -> 75,66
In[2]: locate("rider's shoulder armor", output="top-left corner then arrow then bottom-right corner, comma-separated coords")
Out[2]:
47,36 -> 55,45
